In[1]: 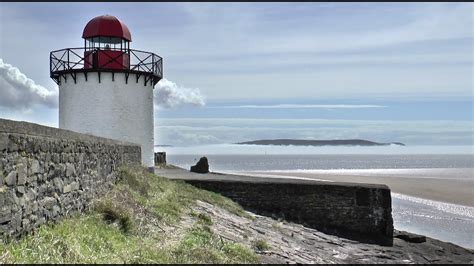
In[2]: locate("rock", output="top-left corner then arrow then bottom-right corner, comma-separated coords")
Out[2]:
24,202 -> 33,215
0,207 -> 12,224
71,181 -> 79,191
66,163 -> 75,177
53,178 -> 64,193
394,231 -> 426,243
190,157 -> 209,174
8,141 -> 18,152
52,154 -> 60,163
63,184 -> 72,193
52,205 -> 60,217
22,218 -> 30,228
15,195 -> 25,207
6,171 -> 17,186
17,163 -> 27,185
17,186 -> 25,194
27,174 -> 37,184
30,159 -> 41,175
0,134 -> 8,151
41,197 -> 57,209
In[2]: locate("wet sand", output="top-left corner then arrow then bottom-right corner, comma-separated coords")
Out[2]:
244,171 -> 474,207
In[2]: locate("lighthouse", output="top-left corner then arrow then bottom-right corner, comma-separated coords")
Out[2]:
50,15 -> 163,167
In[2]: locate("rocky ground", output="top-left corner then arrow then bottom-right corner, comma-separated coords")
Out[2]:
171,200 -> 473,264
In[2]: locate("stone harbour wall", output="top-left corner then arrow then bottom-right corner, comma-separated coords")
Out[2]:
0,118 -> 141,241
185,179 -> 394,246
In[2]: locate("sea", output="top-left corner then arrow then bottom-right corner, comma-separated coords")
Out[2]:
156,144 -> 474,249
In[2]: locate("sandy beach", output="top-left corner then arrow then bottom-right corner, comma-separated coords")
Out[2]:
244,171 -> 474,207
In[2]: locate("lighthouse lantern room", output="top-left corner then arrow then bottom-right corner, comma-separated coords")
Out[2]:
82,15 -> 132,70
50,15 -> 163,167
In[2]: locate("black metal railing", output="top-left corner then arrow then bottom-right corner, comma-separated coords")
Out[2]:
50,47 -> 163,85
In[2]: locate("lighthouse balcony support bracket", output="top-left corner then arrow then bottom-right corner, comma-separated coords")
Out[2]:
50,47 -> 163,86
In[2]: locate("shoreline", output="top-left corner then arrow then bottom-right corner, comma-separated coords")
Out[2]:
240,170 -> 474,207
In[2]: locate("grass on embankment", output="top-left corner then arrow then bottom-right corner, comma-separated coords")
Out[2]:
0,166 -> 258,264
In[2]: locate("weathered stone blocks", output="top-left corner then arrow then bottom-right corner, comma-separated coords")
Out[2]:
186,179 -> 394,246
0,118 -> 141,241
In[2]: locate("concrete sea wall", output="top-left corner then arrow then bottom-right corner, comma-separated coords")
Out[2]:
185,178 -> 394,245
0,118 -> 141,240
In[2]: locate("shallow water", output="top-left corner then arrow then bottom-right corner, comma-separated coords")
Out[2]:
392,193 -> 474,249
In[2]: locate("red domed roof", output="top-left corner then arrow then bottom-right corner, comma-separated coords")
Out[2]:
82,15 -> 132,41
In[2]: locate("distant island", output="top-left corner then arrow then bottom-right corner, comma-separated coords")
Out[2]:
236,139 -> 405,146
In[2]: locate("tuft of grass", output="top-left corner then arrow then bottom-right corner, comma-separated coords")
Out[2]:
172,223 -> 258,264
94,199 -> 133,234
117,167 -> 150,196
253,239 -> 270,251
222,243 -> 258,262
197,213 -> 213,226
271,222 -> 286,234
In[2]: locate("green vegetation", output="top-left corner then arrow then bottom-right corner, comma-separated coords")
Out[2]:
94,199 -> 134,234
253,239 -> 270,251
172,222 -> 257,263
117,166 -> 250,223
197,213 -> 213,226
0,166 -> 258,264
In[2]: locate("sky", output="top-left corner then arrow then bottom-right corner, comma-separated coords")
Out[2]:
0,2 -> 472,146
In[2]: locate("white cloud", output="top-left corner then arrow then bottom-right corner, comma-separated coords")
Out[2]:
155,118 -> 474,146
154,78 -> 205,108
0,58 -> 58,111
165,3 -> 473,57
213,104 -> 386,109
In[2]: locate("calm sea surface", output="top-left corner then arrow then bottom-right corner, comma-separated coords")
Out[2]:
157,144 -> 474,248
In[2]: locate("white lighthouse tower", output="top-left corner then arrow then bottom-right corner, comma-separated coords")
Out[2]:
50,15 -> 163,167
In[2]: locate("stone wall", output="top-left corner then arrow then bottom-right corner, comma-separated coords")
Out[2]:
185,179 -> 394,246
0,118 -> 141,240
